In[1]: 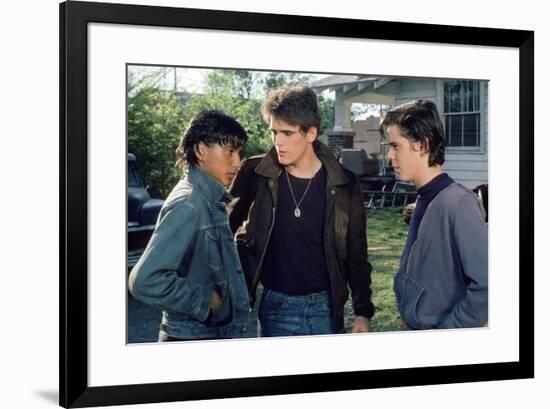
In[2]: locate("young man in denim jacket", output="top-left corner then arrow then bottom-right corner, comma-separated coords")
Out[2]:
381,100 -> 488,330
129,110 -> 251,341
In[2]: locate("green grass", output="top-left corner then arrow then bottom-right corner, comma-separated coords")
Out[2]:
344,208 -> 408,333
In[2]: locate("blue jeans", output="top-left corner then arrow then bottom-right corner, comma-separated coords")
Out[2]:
258,288 -> 335,337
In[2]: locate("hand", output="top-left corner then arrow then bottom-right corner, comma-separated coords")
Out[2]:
210,291 -> 222,311
351,316 -> 370,333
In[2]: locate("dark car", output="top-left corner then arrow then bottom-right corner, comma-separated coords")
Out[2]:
127,153 -> 164,268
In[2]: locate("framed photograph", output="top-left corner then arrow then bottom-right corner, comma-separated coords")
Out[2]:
60,0 -> 534,407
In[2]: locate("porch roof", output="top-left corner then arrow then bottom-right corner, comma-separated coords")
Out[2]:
310,75 -> 396,105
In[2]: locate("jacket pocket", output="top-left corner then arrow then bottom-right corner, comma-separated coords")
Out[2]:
208,280 -> 232,325
401,276 -> 426,329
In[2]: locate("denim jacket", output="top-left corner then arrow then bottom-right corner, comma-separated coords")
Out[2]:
394,183 -> 488,329
128,166 -> 250,339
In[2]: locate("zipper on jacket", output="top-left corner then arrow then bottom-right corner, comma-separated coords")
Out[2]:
251,206 -> 277,296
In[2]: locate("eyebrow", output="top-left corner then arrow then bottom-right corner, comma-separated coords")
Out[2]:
271,126 -> 297,132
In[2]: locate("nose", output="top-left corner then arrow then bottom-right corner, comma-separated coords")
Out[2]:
272,133 -> 282,147
386,147 -> 394,161
231,151 -> 241,168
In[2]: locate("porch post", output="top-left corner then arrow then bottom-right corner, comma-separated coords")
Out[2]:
327,99 -> 355,159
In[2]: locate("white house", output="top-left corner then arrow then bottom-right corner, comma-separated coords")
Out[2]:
311,75 -> 488,189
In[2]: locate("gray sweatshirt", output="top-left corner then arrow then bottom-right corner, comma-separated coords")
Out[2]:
394,183 -> 488,329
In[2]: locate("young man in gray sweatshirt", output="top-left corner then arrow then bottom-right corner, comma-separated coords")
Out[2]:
381,99 -> 488,330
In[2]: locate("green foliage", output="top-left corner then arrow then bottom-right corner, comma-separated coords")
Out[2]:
181,69 -> 272,159
127,67 -> 338,197
262,71 -> 313,94
318,94 -> 335,134
127,84 -> 185,198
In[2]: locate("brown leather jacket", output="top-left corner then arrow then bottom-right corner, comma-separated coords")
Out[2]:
229,141 -> 374,332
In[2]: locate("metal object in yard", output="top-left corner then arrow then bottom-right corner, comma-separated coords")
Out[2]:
340,148 -> 379,176
364,191 -> 418,209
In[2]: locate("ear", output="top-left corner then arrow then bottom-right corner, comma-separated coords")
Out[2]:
411,138 -> 428,156
306,126 -> 318,143
194,142 -> 208,162
418,138 -> 430,156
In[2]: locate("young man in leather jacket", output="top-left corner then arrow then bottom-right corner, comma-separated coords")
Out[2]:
229,84 -> 374,337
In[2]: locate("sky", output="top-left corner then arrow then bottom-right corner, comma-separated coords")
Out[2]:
128,65 -> 333,95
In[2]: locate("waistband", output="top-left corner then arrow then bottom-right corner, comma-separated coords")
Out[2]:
263,287 -> 329,302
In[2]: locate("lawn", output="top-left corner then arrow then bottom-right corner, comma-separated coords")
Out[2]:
343,207 -> 408,333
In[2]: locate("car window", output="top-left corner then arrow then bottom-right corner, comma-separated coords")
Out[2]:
128,163 -> 140,187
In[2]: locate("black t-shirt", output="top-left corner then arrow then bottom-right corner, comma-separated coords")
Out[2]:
261,166 -> 330,295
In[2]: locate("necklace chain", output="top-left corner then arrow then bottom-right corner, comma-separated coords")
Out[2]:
285,167 -> 315,218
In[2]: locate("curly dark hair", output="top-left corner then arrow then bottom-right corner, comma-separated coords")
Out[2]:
175,110 -> 248,169
261,84 -> 321,134
379,99 -> 446,167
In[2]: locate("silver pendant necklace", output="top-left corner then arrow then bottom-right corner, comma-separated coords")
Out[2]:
285,167 -> 314,218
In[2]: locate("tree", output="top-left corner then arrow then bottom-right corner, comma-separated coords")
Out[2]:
127,67 -> 337,198
318,94 -> 335,134
182,69 -> 272,159
127,79 -> 185,197
262,71 -> 313,93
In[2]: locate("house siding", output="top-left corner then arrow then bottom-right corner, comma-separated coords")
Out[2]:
394,79 -> 437,106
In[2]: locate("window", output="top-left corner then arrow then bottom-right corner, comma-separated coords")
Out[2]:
128,163 -> 140,187
443,80 -> 481,148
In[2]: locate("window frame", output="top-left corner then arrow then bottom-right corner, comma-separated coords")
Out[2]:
437,79 -> 487,154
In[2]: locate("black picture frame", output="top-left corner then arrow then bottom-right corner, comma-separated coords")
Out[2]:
60,1 -> 534,407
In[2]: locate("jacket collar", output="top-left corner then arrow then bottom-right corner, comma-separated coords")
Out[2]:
254,140 -> 349,186
186,165 -> 231,205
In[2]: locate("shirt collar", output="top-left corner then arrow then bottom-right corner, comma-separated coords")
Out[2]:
254,140 -> 349,186
186,165 -> 232,205
418,173 -> 453,198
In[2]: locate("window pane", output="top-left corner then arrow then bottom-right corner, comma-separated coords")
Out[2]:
445,116 -> 450,145
128,166 -> 139,186
449,115 -> 463,146
462,80 -> 467,112
463,114 -> 480,146
449,81 -> 462,112
468,81 -> 474,112
474,81 -> 480,111
444,82 -> 450,112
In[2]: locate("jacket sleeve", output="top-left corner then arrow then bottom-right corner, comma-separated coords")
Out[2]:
128,200 -> 213,322
346,175 -> 375,319
438,194 -> 488,328
229,159 -> 257,234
